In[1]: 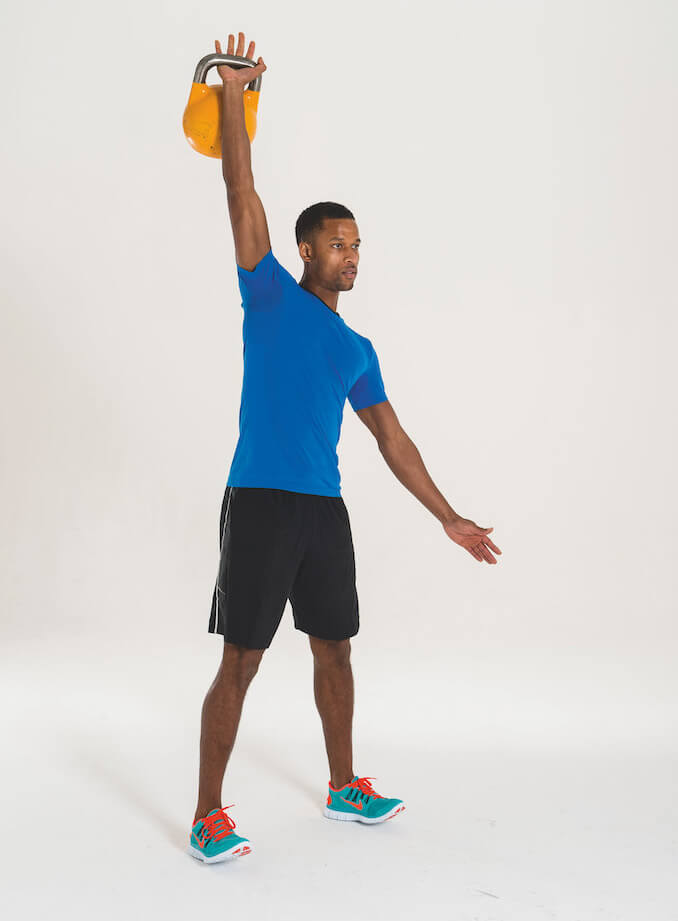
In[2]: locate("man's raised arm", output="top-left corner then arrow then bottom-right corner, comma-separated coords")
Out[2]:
214,34 -> 270,272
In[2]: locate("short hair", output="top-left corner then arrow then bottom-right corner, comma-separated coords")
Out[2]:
295,201 -> 355,246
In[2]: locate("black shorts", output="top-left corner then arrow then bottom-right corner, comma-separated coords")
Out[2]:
208,486 -> 359,649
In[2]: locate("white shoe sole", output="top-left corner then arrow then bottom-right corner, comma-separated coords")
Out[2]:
187,841 -> 252,863
323,802 -> 406,824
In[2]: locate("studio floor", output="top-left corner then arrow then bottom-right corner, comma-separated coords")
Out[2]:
2,634 -> 675,921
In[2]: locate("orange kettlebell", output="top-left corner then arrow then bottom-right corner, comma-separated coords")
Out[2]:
183,53 -> 263,158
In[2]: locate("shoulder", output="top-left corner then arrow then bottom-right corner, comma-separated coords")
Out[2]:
350,329 -> 380,361
236,249 -> 300,310
342,323 -> 374,349
237,249 -> 297,287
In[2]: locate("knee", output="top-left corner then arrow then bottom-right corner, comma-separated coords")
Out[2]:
310,636 -> 352,669
222,642 -> 264,684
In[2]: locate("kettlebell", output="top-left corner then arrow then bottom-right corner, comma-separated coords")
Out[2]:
183,53 -> 263,158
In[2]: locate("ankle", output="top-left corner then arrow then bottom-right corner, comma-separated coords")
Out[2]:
193,802 -> 221,825
330,773 -> 354,790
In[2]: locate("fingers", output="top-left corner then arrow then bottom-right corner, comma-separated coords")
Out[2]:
474,524 -> 502,557
468,541 -> 497,564
480,541 -> 497,563
217,34 -> 259,63
478,529 -> 501,554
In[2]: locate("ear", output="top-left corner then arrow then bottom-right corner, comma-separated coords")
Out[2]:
299,240 -> 312,263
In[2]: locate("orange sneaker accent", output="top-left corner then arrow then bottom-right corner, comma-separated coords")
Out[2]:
327,794 -> 332,805
385,806 -> 406,820
193,804 -> 237,849
340,796 -> 364,810
348,776 -> 384,799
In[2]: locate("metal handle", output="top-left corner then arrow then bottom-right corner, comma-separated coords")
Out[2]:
192,53 -> 262,92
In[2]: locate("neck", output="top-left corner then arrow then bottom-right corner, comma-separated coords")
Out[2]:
299,272 -> 339,313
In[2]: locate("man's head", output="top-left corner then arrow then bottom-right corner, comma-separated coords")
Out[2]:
295,202 -> 360,291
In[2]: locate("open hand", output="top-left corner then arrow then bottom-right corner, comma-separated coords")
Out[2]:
214,33 -> 266,85
443,516 -> 502,564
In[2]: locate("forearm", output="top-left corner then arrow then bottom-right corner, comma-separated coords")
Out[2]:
221,81 -> 254,189
379,433 -> 459,525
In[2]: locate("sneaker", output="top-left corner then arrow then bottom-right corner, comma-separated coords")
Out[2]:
324,775 -> 406,824
187,804 -> 252,863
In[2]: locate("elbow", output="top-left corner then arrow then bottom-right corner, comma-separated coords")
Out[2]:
378,428 -> 411,457
225,177 -> 256,197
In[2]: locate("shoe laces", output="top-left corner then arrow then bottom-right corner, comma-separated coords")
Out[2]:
197,804 -> 237,844
349,776 -> 384,799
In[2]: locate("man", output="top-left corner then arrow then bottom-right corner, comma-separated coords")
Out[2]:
188,32 -> 502,864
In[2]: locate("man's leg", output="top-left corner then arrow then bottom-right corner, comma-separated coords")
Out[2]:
309,635 -> 354,790
193,640 -> 265,824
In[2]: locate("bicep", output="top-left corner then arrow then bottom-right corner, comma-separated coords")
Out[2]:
226,185 -> 272,271
355,400 -> 406,448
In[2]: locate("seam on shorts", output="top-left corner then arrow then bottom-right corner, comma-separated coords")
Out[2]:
212,487 -> 233,634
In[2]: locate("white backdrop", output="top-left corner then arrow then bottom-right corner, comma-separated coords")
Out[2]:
1,1 -> 676,918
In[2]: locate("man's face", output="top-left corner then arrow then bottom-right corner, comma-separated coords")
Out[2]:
301,218 -> 360,290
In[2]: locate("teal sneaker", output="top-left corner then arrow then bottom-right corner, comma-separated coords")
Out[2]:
324,775 -> 406,824
187,804 -> 252,863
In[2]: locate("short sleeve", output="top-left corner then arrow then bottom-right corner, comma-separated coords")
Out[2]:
237,248 -> 293,310
348,342 -> 388,411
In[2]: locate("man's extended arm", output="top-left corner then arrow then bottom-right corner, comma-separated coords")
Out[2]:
356,401 -> 501,563
215,33 -> 270,272
357,401 -> 459,525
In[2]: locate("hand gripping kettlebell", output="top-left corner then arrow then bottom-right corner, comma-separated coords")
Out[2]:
183,53 -> 263,158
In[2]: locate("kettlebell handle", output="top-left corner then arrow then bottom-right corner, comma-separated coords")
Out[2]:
192,53 -> 262,92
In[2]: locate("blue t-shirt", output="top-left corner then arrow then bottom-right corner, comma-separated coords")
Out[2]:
226,248 -> 388,497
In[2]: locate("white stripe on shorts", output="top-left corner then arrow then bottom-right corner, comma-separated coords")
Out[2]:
211,486 -> 233,634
